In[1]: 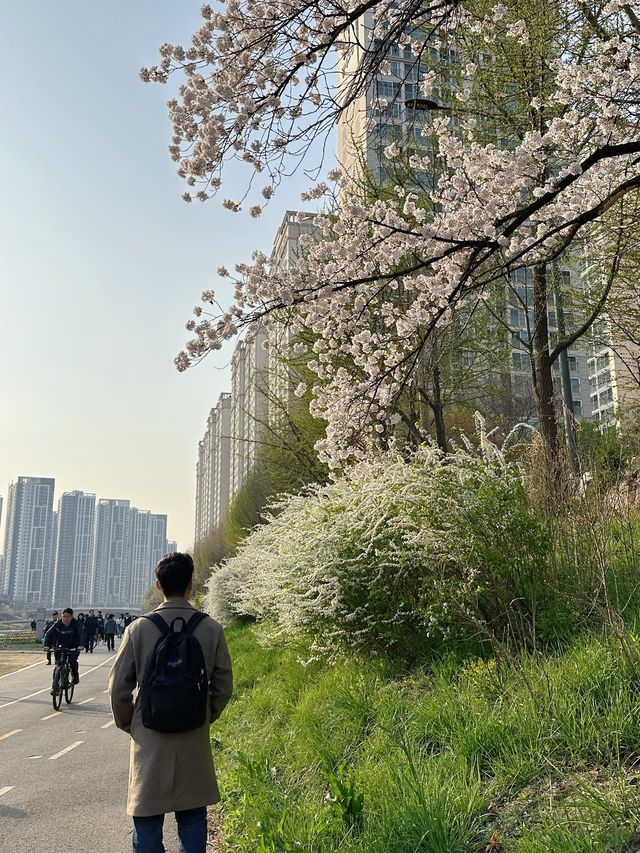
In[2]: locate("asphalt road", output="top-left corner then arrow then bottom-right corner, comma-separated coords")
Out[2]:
0,642 -> 183,852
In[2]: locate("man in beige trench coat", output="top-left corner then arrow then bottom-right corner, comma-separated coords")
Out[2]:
109,552 -> 233,853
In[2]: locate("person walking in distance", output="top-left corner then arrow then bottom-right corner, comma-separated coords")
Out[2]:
109,552 -> 233,853
43,611 -> 59,664
96,611 -> 105,644
104,613 -> 117,652
85,609 -> 98,652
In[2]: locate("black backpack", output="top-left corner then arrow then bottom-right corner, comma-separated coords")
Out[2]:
139,612 -> 209,733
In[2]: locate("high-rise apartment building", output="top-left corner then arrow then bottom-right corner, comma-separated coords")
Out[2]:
167,540 -> 178,553
194,393 -> 232,543
588,317 -> 640,428
0,494 -> 3,594
230,341 -> 247,498
128,510 -> 168,607
1,476 -> 56,605
335,23 -> 640,435
52,491 -> 96,607
194,212 -> 320,544
268,211 -> 319,417
242,329 -> 269,481
150,514 -> 169,569
94,499 -> 131,607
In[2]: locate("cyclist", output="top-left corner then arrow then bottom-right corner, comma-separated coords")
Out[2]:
43,608 -> 82,685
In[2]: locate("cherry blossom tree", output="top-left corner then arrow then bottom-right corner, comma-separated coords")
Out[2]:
145,0 -> 640,476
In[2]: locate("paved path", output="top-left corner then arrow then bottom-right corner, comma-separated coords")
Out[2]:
0,642 -> 183,851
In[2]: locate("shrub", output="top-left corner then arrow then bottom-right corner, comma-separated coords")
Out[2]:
205,425 -> 550,659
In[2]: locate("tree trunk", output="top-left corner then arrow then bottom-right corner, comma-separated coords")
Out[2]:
431,360 -> 448,452
531,264 -> 564,494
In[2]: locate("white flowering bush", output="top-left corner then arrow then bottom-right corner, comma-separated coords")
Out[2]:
205,427 -> 549,658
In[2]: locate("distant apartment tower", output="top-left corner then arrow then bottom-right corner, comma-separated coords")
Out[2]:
268,211 -> 318,416
0,495 -> 3,593
94,499 -> 131,607
230,342 -> 247,497
337,12 -> 436,184
588,316 -> 640,428
229,327 -> 269,499
1,477 -> 56,605
128,510 -> 167,607
52,491 -> 97,607
194,393 -> 232,544
167,540 -> 178,553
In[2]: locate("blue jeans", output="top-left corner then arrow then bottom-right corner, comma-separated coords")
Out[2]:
132,806 -> 207,853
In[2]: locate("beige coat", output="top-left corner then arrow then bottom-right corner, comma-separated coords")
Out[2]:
108,599 -> 233,817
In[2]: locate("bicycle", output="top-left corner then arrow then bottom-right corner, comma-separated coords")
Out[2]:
48,647 -> 78,710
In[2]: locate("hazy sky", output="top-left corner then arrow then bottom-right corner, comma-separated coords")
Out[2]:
0,2 -> 328,549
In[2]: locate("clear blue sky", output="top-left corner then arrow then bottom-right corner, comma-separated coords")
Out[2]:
0,2 -> 329,549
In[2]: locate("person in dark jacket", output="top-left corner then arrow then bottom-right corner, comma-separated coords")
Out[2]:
43,608 -> 82,684
96,611 -> 105,643
77,613 -> 88,652
43,611 -> 59,664
104,614 -> 117,651
85,610 -> 98,652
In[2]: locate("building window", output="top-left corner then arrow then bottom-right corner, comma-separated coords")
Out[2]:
404,82 -> 417,101
570,377 -> 581,395
510,308 -> 526,328
568,355 -> 577,372
573,400 -> 582,416
512,352 -> 529,371
512,331 -> 529,349
377,80 -> 401,101
404,63 -> 418,81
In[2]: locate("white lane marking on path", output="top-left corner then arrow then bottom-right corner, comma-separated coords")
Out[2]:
0,786 -> 15,797
0,728 -> 22,740
77,697 -> 95,706
101,719 -> 115,729
0,655 -> 116,710
27,755 -> 42,759
49,741 -> 84,760
0,659 -> 46,680
41,711 -> 61,721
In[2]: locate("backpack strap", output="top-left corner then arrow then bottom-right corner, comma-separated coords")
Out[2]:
185,612 -> 208,634
141,612 -> 170,636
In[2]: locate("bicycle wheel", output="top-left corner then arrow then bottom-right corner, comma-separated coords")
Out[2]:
64,667 -> 75,704
52,668 -> 63,710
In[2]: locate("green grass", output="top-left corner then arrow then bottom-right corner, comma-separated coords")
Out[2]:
211,622 -> 640,851
0,632 -> 40,651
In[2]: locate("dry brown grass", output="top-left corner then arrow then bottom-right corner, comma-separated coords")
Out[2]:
0,652 -> 43,677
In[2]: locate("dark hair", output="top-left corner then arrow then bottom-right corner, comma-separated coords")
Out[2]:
63,608 -> 73,616
155,552 -> 194,597
52,611 -> 58,616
